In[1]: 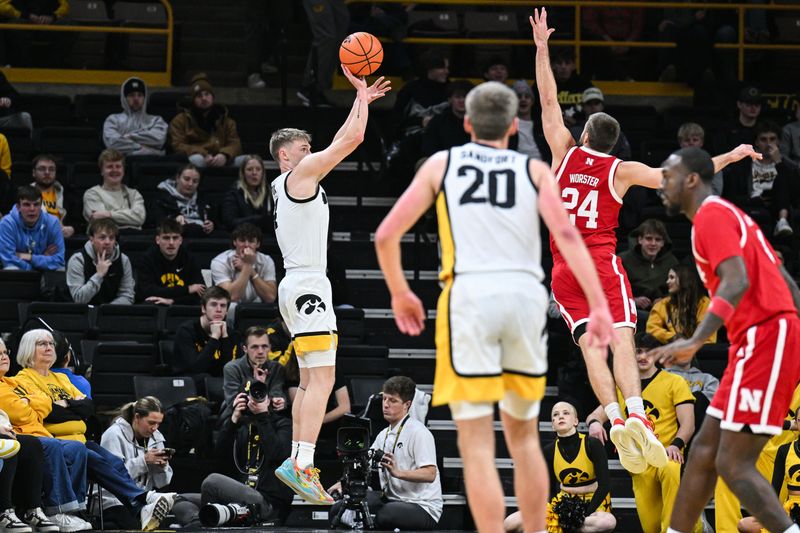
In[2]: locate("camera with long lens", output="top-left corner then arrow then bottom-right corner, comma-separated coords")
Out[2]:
199,503 -> 260,527
330,423 -> 383,529
247,380 -> 268,403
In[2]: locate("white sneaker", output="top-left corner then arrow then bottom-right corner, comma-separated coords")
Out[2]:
144,490 -> 176,506
140,494 -> 174,532
0,439 -> 20,459
247,73 -> 266,89
608,418 -> 646,474
775,218 -> 794,236
22,508 -> 59,533
0,509 -> 33,533
46,514 -> 90,533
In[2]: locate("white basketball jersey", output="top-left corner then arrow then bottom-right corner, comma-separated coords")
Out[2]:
271,171 -> 329,271
437,143 -> 544,280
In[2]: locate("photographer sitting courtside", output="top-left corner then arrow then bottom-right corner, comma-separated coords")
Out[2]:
328,376 -> 442,530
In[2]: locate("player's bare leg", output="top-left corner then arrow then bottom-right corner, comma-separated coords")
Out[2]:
716,430 -> 794,533
501,410 -> 547,532
455,415 -> 506,533
296,365 -> 335,445
667,417 -> 725,532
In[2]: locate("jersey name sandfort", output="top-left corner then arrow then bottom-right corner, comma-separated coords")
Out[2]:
458,148 -> 519,165
568,173 -> 600,187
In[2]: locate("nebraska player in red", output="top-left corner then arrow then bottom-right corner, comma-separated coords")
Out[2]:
653,146 -> 800,533
531,7 -> 760,475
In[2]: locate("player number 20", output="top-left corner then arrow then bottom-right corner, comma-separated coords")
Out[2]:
457,165 -> 515,208
561,188 -> 599,229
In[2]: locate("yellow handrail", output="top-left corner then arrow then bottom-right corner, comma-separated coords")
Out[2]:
348,0 -> 800,81
0,0 -> 174,87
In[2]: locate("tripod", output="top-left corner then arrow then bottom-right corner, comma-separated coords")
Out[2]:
330,493 -> 375,530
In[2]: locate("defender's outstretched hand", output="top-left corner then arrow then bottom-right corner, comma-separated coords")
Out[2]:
648,337 -> 702,367
530,7 -> 555,48
730,143 -> 763,162
392,290 -> 426,336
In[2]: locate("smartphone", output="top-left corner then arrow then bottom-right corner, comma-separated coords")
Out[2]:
161,448 -> 176,457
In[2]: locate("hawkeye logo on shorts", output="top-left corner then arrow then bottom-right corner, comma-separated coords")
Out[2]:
296,294 -> 326,315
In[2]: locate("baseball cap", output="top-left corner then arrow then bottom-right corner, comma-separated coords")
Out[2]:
738,85 -> 762,104
582,87 -> 604,104
122,77 -> 145,97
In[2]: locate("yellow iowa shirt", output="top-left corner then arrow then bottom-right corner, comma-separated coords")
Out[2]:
15,369 -> 87,442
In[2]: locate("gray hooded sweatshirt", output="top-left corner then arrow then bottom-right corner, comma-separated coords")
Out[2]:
66,240 -> 135,304
103,77 -> 168,156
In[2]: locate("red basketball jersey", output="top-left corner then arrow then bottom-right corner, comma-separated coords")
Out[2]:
692,196 -> 796,342
550,146 -> 623,257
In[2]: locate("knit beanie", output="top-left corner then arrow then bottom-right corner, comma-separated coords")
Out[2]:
189,73 -> 214,97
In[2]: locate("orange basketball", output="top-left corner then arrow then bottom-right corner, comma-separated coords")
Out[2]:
339,32 -> 383,76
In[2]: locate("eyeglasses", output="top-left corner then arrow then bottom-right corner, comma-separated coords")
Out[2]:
36,341 -> 56,348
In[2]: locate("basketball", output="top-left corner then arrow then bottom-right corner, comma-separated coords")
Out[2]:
339,32 -> 383,76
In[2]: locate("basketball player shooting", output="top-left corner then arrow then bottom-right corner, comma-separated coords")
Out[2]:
531,6 -> 760,475
271,66 -> 390,504
376,81 -> 614,533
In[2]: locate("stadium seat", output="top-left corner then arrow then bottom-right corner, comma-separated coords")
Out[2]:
348,376 -> 385,414
233,302 -> 280,333
146,92 -> 182,123
66,0 -> 112,70
639,138 -> 676,167
336,344 -> 389,376
39,127 -> 101,163
3,127 -> 34,162
157,339 -> 173,365
21,302 -> 92,339
335,307 -> 365,345
18,94 -> 73,128
406,11 -> 459,37
185,239 -> 229,269
133,375 -> 197,408
0,300 -> 20,335
464,12 -> 518,37
74,93 -> 120,129
90,342 -> 158,408
161,305 -> 199,338
128,160 -> 182,194
204,376 -> 224,406
95,304 -> 160,343
113,2 -> 168,70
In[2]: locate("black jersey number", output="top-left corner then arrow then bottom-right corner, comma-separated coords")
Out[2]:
457,165 -> 515,208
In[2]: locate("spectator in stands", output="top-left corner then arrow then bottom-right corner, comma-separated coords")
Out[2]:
136,218 -> 205,306
14,329 -> 175,531
780,96 -> 800,171
587,333 -> 699,533
297,0 -> 349,107
550,48 -> 593,127
99,396 -> 173,529
211,223 -> 277,305
0,413 -> 60,533
168,286 -> 239,379
0,71 -> 33,132
0,1 -> 70,69
66,218 -> 135,305
48,329 -> 90,399
150,164 -> 216,238
222,326 -> 287,412
504,401 -> 615,533
647,264 -> 716,345
221,155 -> 273,234
0,133 -> 9,180
102,77 -> 168,157
677,123 -> 723,195
482,56 -> 509,83
569,87 -> 632,160
420,80 -> 473,158
216,352 -> 293,524
31,154 -> 78,238
0,337 -> 93,532
581,5 -> 645,81
82,149 -> 146,232
510,80 -> 543,160
720,85 -> 763,152
619,219 -> 679,311
656,5 -> 715,85
169,74 -> 244,168
391,49 -> 450,139
722,120 -> 795,237
0,185 -> 64,272
327,376 -> 442,530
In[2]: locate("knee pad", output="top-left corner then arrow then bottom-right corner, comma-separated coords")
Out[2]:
449,401 -> 494,421
499,391 -> 541,421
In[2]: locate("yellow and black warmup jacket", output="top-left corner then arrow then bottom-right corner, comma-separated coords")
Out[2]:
169,319 -> 239,376
544,432 -> 611,512
619,369 -> 695,447
772,440 -> 800,495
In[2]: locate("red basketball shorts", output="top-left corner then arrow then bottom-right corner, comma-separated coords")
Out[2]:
707,314 -> 800,435
551,250 -> 637,343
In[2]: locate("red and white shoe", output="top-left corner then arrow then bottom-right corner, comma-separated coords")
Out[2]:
626,413 -> 668,469
609,417 -> 646,474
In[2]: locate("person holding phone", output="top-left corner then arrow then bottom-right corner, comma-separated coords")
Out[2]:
99,397 -> 175,529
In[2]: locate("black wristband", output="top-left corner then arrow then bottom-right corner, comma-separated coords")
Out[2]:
587,419 -> 601,427
784,419 -> 792,431
671,437 -> 685,449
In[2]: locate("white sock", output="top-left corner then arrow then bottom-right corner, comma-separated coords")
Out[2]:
626,396 -> 646,418
666,529 -> 688,533
604,402 -> 622,422
783,525 -> 800,533
296,441 -> 315,470
291,441 -> 298,460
